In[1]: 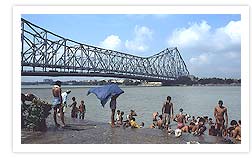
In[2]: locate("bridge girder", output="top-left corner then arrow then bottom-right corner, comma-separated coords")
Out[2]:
21,18 -> 189,81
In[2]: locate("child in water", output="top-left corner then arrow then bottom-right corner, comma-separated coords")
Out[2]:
79,100 -> 86,119
70,97 -> 78,118
115,110 -> 121,124
118,111 -> 124,125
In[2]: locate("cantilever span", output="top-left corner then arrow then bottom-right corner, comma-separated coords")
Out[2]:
21,18 -> 189,81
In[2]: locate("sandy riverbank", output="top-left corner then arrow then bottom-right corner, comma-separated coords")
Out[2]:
21,108 -> 240,144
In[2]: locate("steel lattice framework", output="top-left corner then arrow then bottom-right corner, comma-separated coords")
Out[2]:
21,18 -> 189,81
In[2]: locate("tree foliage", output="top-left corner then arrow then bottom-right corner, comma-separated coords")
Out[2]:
21,98 -> 52,131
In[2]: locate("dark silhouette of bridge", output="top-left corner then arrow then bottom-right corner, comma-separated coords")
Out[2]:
21,18 -> 189,82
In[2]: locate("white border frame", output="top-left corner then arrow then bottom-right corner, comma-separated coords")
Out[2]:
13,5 -> 249,153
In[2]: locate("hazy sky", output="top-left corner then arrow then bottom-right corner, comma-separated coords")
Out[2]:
21,14 -> 241,82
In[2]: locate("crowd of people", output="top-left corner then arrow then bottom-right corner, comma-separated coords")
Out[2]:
51,80 -> 144,129
149,96 -> 241,141
112,109 -> 144,128
23,80 -> 241,142
52,81 -> 86,127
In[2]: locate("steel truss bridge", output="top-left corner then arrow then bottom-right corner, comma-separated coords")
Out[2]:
21,18 -> 189,82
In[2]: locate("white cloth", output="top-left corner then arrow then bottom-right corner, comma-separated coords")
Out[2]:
116,114 -> 120,121
61,92 -> 68,105
126,115 -> 129,120
175,129 -> 182,137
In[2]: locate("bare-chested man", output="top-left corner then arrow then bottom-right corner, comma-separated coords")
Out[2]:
214,100 -> 228,136
52,80 -> 65,127
230,120 -> 241,141
162,96 -> 174,128
175,108 -> 189,132
152,112 -> 159,126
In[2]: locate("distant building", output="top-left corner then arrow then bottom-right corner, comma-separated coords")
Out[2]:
142,81 -> 162,86
43,79 -> 53,84
111,79 -> 124,83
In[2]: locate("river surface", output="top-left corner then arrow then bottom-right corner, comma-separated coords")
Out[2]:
21,85 -> 241,127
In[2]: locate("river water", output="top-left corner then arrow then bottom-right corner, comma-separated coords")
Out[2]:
21,85 -> 241,127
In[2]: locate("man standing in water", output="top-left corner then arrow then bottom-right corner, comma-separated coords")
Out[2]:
110,95 -> 118,128
214,100 -> 228,136
162,96 -> 174,129
52,80 -> 65,127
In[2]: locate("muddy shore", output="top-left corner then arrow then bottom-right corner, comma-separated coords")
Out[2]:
21,108 -> 240,144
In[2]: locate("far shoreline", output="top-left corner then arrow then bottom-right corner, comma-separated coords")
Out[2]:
21,83 -> 241,89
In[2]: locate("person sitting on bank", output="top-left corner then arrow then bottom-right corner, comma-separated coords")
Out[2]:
175,108 -> 189,132
192,117 -> 207,136
188,122 -> 196,133
140,122 -> 144,128
123,110 -> 137,128
130,117 -> 140,128
157,115 -> 164,129
209,124 -> 218,136
118,111 -> 124,125
230,120 -> 241,141
208,118 -> 214,126
203,116 -> 209,124
190,116 -> 196,124
115,110 -> 121,125
198,118 -> 207,135
185,113 -> 191,123
149,123 -> 156,129
127,109 -> 137,121
223,126 -> 234,138
195,116 -> 201,125
152,111 -> 159,126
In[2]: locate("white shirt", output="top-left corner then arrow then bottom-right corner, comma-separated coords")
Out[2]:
61,92 -> 68,104
116,114 -> 120,121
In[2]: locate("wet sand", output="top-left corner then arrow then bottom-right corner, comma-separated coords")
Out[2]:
21,108 -> 240,144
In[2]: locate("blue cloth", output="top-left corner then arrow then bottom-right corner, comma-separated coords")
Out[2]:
52,97 -> 61,108
87,84 -> 124,107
